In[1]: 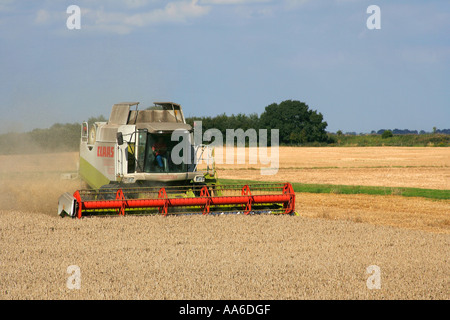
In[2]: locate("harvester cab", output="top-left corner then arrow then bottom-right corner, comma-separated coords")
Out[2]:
78,102 -> 211,189
58,101 -> 295,218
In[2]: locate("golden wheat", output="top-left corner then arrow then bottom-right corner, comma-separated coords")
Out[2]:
0,211 -> 448,300
0,148 -> 448,300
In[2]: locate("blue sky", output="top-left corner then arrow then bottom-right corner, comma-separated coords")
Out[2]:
0,0 -> 449,134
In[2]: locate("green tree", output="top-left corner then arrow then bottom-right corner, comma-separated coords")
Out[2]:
381,130 -> 393,139
259,100 -> 328,144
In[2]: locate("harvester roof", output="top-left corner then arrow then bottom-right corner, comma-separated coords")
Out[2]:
136,122 -> 192,133
108,101 -> 186,127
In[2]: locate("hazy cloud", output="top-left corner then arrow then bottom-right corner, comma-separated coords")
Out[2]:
24,0 -> 211,34
200,0 -> 270,4
21,0 -> 316,35
34,9 -> 51,24
123,0 -> 153,8
283,0 -> 310,8
0,0 -> 15,12
80,0 -> 210,34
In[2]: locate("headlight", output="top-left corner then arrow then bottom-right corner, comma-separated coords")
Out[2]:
194,175 -> 205,183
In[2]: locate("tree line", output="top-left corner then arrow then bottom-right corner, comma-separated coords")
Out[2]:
0,100 -> 448,154
339,128 -> 450,136
0,116 -> 107,154
186,100 -> 331,145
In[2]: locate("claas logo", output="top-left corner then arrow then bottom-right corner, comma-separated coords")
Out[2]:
97,146 -> 114,158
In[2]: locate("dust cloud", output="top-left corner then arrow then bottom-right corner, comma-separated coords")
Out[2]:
0,152 -> 80,214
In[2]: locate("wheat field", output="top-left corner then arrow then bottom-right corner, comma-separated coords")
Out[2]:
0,148 -> 449,300
1,211 -> 449,300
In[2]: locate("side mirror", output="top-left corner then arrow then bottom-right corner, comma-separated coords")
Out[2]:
117,132 -> 124,145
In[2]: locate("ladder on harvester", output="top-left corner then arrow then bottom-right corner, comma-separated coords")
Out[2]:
193,144 -> 216,177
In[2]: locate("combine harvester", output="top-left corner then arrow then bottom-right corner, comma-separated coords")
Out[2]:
58,102 -> 295,218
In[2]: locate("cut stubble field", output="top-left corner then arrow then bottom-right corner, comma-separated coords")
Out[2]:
0,147 -> 448,300
214,146 -> 450,190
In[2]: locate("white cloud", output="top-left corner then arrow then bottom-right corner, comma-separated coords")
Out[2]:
200,0 -> 270,4
17,0 -> 314,35
74,0 -> 157,10
29,0 -> 210,34
198,0 -> 310,19
85,0 -> 211,34
122,0 -> 211,26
